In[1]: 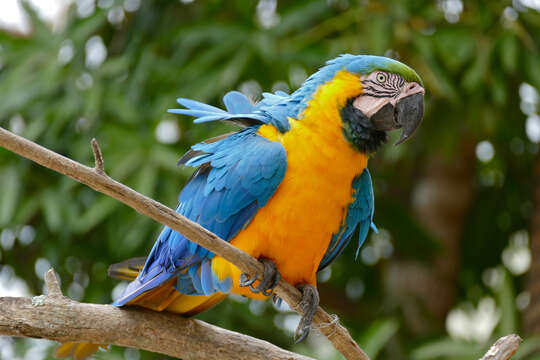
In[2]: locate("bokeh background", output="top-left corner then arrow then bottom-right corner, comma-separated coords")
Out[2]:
1,0 -> 540,359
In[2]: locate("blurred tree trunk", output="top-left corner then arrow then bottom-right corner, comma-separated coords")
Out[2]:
385,142 -> 475,333
525,155 -> 540,334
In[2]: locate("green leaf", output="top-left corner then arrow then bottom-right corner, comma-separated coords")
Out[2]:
0,165 -> 20,226
525,55 -> 540,91
495,269 -> 517,335
72,197 -> 120,233
358,318 -> 399,359
411,338 -> 483,360
513,336 -> 540,360
41,189 -> 63,231
499,33 -> 519,73
461,41 -> 491,91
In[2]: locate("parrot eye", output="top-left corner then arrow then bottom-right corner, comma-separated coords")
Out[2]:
376,72 -> 387,83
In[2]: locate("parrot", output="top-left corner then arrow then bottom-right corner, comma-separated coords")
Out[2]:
55,54 -> 424,359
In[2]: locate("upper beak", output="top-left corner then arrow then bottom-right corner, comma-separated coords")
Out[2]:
371,82 -> 425,145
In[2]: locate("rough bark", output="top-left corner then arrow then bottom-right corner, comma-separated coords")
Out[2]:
0,270 -> 312,360
0,126 -> 369,360
479,334 -> 522,360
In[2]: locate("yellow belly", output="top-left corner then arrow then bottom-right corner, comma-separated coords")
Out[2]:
211,70 -> 369,298
211,120 -> 368,298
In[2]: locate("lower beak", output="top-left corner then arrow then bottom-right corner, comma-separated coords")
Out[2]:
370,93 -> 424,145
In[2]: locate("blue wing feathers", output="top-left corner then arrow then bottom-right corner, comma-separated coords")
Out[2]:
222,91 -> 255,114
168,90 -> 291,131
318,168 -> 375,271
114,126 -> 286,305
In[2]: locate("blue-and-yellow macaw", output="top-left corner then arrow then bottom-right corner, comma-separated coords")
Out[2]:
56,54 -> 424,359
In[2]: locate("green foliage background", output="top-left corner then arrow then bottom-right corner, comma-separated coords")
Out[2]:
1,0 -> 540,359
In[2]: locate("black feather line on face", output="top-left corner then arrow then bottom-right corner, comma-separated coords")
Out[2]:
340,98 -> 388,153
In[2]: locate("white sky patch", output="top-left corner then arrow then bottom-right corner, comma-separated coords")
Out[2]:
1,228 -> 16,250
107,6 -> 125,25
76,0 -> 96,18
317,266 -> 332,283
111,281 -> 128,301
476,140 -> 495,162
58,39 -> 75,65
19,225 -> 36,245
9,113 -> 26,135
76,72 -> 93,90
256,0 -> 279,29
526,114 -> 540,143
85,35 -> 107,69
446,297 -> 500,343
438,0 -> 463,23
0,0 -> 73,33
516,291 -> 530,311
502,230 -> 532,275
155,119 -> 181,144
345,278 -> 365,300
482,267 -> 504,289
124,0 -> 141,12
515,0 -> 540,11
0,265 -> 31,297
34,258 -> 51,280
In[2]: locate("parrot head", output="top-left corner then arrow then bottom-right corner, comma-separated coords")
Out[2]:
298,54 -> 424,153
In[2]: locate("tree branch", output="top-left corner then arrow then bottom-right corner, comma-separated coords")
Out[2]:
0,127 -> 370,360
0,269 -> 312,360
90,138 -> 105,174
479,334 -> 522,360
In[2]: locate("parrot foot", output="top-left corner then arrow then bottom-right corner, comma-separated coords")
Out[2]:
294,284 -> 320,343
239,258 -> 281,296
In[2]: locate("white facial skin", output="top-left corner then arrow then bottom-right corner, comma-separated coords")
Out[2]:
352,71 -> 425,117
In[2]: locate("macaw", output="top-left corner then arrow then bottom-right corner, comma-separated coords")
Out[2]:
55,54 -> 424,359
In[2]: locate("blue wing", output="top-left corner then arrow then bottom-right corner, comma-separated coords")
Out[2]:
318,168 -> 377,271
113,126 -> 287,305
168,90 -> 293,132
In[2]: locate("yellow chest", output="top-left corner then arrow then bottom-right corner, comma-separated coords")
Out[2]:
216,70 -> 369,296
230,124 -> 366,286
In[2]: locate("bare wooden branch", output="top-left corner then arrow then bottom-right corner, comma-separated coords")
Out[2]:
0,126 -> 369,360
479,334 -> 522,360
0,270 -> 312,360
90,138 -> 105,174
44,269 -> 63,299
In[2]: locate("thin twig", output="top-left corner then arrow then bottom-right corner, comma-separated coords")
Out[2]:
91,138 -> 105,174
0,126 -> 370,360
0,270 -> 312,360
44,269 -> 63,299
479,334 -> 522,360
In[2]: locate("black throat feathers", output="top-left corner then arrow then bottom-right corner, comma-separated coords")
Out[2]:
340,98 -> 388,153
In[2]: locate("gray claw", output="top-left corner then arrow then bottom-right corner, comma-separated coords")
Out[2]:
239,259 -> 280,296
294,284 -> 320,343
239,273 -> 258,287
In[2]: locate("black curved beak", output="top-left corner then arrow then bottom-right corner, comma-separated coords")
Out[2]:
394,93 -> 424,145
370,91 -> 424,145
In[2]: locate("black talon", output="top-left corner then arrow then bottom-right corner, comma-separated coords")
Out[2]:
239,258 -> 280,296
294,284 -> 320,343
